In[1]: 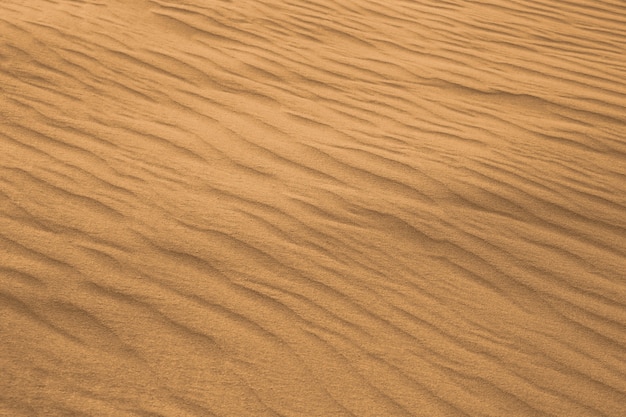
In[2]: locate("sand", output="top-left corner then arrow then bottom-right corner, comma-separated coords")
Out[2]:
1,0 -> 625,416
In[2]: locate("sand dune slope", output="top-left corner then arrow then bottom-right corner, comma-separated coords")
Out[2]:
1,0 -> 626,416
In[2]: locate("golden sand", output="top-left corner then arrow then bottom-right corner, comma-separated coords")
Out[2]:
1,1 -> 625,416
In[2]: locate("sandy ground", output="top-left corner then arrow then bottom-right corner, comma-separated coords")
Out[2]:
1,0 -> 626,416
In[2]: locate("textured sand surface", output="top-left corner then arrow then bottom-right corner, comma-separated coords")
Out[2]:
1,1 -> 626,416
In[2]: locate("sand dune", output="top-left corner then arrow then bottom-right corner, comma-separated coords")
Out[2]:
1,0 -> 625,416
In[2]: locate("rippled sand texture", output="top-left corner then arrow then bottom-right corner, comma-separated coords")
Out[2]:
1,0 -> 626,416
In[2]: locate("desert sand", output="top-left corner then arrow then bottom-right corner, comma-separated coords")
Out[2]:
1,0 -> 625,416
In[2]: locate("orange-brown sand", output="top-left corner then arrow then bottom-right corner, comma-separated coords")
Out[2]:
1,1 -> 625,416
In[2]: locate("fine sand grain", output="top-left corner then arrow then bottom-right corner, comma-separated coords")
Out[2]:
1,0 -> 626,416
